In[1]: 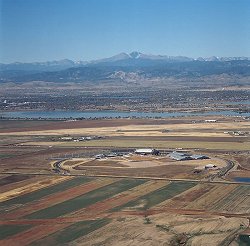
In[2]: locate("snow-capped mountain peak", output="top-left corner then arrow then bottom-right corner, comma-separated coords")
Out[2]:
129,51 -> 142,59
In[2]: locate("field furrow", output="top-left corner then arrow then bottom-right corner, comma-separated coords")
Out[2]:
185,184 -> 238,210
67,180 -> 168,218
210,185 -> 250,212
112,181 -> 197,211
0,175 -> 52,193
0,176 -> 88,214
25,178 -> 145,219
0,176 -> 70,202
154,183 -> 215,209
0,179 -> 146,245
3,177 -> 115,219
31,219 -> 112,246
0,223 -> 69,246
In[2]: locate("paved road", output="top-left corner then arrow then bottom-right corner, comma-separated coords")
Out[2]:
1,171 -> 250,185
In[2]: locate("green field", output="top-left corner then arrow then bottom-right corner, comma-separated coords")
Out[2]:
26,178 -> 146,219
0,177 -> 93,212
0,154 -> 16,159
31,218 -> 111,246
112,181 -> 197,211
0,224 -> 32,240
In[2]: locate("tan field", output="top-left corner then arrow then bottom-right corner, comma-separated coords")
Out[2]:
70,214 -> 248,246
1,121 -> 249,137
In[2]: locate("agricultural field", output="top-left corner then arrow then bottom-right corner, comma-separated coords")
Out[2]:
0,117 -> 249,245
0,175 -> 249,246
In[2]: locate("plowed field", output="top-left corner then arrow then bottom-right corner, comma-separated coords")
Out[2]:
0,174 -> 249,246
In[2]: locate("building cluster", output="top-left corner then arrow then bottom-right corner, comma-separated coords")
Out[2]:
60,136 -> 103,142
224,131 -> 249,136
95,152 -> 127,159
95,148 -> 159,159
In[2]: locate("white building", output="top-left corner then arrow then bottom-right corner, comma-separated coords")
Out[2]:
134,148 -> 159,155
205,120 -> 217,123
205,164 -> 216,169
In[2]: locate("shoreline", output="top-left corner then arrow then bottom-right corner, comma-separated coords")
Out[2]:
0,108 -> 250,120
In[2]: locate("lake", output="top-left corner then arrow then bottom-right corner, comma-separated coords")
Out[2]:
0,110 -> 249,119
233,177 -> 250,183
221,100 -> 250,105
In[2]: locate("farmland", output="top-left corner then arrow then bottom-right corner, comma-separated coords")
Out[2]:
0,175 -> 249,245
0,117 -> 249,245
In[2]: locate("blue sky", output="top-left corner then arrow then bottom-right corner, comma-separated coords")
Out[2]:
0,0 -> 250,62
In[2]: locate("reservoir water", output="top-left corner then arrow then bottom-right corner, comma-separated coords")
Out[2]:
233,177 -> 250,183
0,110 -> 249,119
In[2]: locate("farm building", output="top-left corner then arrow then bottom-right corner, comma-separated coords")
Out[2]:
134,148 -> 159,155
205,119 -> 217,123
205,164 -> 217,169
95,154 -> 105,159
190,154 -> 209,160
169,152 -> 192,161
169,152 -> 209,161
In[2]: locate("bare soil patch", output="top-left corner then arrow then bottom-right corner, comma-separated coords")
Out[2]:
81,160 -> 127,168
234,155 -> 250,169
75,165 -> 194,178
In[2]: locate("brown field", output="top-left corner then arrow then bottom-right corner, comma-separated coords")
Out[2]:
74,165 -> 195,178
74,160 -> 128,168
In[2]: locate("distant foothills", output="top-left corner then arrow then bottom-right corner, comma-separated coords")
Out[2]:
1,51 -> 250,84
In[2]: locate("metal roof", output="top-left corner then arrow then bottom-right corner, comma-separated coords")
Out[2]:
169,152 -> 192,161
135,148 -> 155,153
190,155 -> 208,159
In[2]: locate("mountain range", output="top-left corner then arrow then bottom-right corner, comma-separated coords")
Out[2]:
1,51 -> 250,70
1,52 -> 250,84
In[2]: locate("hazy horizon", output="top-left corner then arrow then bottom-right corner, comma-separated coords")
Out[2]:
1,0 -> 250,63
2,51 -> 250,64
